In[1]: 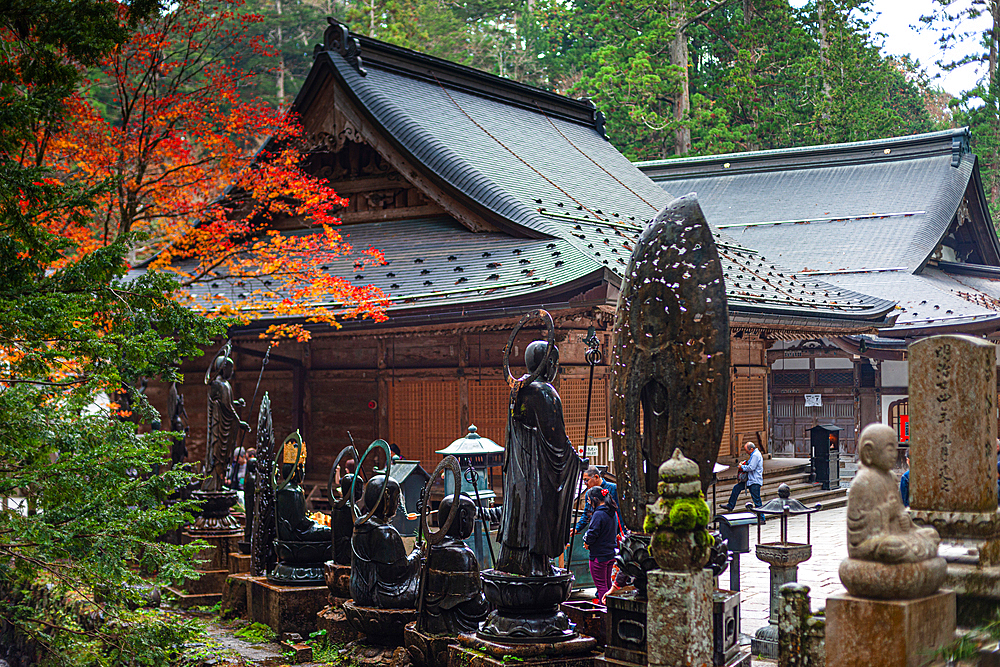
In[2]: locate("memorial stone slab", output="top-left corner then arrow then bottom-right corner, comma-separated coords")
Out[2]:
909,335 -> 996,514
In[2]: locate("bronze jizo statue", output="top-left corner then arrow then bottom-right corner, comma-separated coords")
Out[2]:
251,393 -> 277,576
350,473 -> 423,608
418,493 -> 489,634
269,433 -> 333,585
476,310 -> 581,644
497,316 -> 584,577
204,345 -> 250,491
610,194 -> 730,533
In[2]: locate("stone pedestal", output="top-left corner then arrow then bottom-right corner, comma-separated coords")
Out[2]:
560,601 -> 606,647
166,531 -> 240,608
248,576 -> 328,636
825,590 -> 955,667
317,598 -> 361,644
450,633 -> 596,667
229,552 -> 251,574
751,542 -> 812,659
343,600 -> 417,646
646,569 -> 712,667
220,573 -> 253,619
604,592 -> 646,665
404,621 -> 462,667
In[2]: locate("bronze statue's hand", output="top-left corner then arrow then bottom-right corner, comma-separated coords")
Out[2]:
235,398 -> 246,407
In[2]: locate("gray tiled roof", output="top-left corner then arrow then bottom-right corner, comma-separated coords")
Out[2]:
637,129 -> 996,273
637,129 -> 1000,336
164,26 -> 897,331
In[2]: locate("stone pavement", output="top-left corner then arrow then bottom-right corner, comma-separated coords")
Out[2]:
737,506 -> 848,635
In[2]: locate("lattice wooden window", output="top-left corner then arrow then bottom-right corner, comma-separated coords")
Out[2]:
560,376 -> 609,453
388,379 -> 460,466
719,412 -> 732,459
773,371 -> 810,386
816,370 -> 853,386
468,379 -> 510,448
732,376 -> 765,434
889,398 -> 908,443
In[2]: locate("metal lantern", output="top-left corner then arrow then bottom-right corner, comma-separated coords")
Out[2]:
436,424 -> 504,566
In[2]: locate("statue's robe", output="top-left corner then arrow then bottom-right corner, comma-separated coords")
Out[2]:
419,538 -> 489,634
275,482 -> 331,543
351,521 -> 421,608
497,380 -> 584,576
331,503 -> 356,566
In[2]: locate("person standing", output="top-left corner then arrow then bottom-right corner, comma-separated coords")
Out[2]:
583,485 -> 618,604
573,466 -> 619,535
899,451 -> 910,507
722,442 -> 763,512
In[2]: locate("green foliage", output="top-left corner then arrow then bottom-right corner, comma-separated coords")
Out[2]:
234,621 -> 278,644
0,2 -> 230,663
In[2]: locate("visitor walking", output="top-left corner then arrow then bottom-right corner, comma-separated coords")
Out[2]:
583,485 -> 618,604
722,442 -> 763,513
899,451 -> 910,507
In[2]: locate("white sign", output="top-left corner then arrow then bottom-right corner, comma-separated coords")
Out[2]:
577,445 -> 585,457
804,393 -> 822,407
586,445 -> 599,458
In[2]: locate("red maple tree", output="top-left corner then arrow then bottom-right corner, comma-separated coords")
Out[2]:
33,0 -> 388,340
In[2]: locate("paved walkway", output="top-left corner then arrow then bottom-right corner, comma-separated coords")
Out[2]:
737,506 -> 848,634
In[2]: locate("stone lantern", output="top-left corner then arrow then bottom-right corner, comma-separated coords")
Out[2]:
435,424 -> 504,566
746,484 -> 821,660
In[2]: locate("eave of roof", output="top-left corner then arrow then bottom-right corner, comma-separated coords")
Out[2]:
635,127 -> 971,177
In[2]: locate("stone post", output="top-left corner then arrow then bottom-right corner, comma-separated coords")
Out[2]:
778,583 -> 825,667
646,569 -> 713,667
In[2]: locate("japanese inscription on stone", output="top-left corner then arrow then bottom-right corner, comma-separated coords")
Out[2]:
909,335 -> 997,513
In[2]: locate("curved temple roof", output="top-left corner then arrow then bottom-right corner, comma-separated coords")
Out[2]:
169,20 -> 899,333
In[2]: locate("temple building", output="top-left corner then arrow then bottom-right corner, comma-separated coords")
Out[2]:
638,128 -> 1000,463
149,20 -> 898,489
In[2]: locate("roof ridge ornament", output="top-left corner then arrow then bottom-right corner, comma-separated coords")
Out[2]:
316,18 -> 366,77
951,131 -> 970,168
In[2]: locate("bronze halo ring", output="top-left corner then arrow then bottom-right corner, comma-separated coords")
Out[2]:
351,439 -> 392,527
327,444 -> 362,510
420,455 -> 462,546
203,340 -> 233,385
502,309 -> 555,392
272,430 -> 304,493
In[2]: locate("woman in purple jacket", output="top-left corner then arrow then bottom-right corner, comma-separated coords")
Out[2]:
583,485 -> 618,604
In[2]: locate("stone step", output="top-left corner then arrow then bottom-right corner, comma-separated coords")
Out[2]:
710,481 -> 848,514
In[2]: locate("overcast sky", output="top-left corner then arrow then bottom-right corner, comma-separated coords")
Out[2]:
790,0 -> 989,97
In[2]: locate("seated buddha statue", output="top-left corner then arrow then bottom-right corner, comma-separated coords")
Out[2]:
839,423 -> 945,599
269,437 -> 332,584
417,493 -> 489,635
350,474 -> 423,608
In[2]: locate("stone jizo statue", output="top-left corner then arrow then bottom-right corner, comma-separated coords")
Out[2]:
839,423 -> 946,599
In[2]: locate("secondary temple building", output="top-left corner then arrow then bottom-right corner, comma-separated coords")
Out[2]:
149,20 -> 902,489
638,128 -> 1000,465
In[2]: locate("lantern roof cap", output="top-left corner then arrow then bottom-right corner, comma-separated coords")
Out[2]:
436,424 -> 504,456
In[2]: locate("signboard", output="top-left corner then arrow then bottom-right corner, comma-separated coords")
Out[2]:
577,445 -> 585,457
804,393 -> 822,407
586,445 -> 599,458
899,415 -> 909,442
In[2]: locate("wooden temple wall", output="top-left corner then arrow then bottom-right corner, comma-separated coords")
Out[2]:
146,323 -> 615,486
